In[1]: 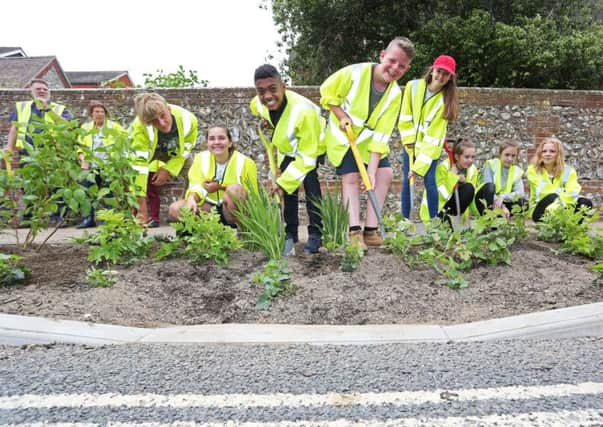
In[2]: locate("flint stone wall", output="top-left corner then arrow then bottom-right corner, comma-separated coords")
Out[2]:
1,87 -> 601,218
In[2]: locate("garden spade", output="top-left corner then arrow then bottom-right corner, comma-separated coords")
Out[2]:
2,150 -> 12,175
344,123 -> 385,237
408,148 -> 415,218
444,139 -> 463,230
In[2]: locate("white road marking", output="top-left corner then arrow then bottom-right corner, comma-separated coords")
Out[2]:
0,382 -> 601,410
2,409 -> 603,426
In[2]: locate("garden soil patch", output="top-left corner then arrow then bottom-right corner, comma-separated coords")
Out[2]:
0,240 -> 601,328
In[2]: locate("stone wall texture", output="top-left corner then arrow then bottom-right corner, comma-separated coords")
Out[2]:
1,87 -> 601,218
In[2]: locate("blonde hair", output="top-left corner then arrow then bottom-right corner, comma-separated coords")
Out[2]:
498,139 -> 520,156
530,137 -> 565,177
423,67 -> 458,122
386,37 -> 416,60
134,93 -> 168,124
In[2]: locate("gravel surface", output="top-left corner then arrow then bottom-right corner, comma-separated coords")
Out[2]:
1,338 -> 602,424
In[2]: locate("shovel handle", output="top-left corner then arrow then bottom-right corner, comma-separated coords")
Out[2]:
344,124 -> 373,192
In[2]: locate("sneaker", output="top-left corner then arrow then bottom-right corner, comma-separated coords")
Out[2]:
147,220 -> 160,228
363,230 -> 383,247
303,234 -> 322,254
349,229 -> 367,251
283,236 -> 296,256
76,216 -> 96,229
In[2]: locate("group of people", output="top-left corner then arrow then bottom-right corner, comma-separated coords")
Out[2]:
3,36 -> 594,256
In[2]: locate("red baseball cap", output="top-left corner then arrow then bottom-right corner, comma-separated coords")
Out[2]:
432,55 -> 456,75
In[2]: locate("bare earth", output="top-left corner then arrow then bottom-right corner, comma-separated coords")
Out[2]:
1,238 -> 601,328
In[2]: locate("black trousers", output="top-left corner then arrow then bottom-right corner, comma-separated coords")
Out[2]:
280,156 -> 323,238
438,182 -> 475,226
475,182 -> 527,215
532,193 -> 593,222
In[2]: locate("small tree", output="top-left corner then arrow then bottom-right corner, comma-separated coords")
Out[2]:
142,65 -> 208,88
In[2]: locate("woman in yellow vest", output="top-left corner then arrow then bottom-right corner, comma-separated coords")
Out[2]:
526,137 -> 592,222
476,140 -> 527,218
399,55 -> 460,222
168,126 -> 258,227
420,138 -> 478,225
320,37 -> 416,249
77,100 -> 127,228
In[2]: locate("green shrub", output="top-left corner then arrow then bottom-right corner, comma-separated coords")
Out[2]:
314,190 -> 348,250
157,209 -> 241,265
0,253 -> 31,286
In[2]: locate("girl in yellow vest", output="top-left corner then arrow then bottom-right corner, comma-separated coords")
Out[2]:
76,100 -> 127,228
399,55 -> 460,221
420,138 -> 478,225
526,137 -> 592,222
320,37 -> 416,249
168,126 -> 258,227
476,140 -> 527,218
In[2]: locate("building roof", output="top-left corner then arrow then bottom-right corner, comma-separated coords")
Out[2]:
0,47 -> 26,57
0,56 -> 57,88
65,71 -> 130,85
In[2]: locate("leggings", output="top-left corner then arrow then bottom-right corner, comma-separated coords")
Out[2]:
532,193 -> 593,222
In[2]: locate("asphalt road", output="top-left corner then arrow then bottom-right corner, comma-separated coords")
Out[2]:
1,338 -> 602,425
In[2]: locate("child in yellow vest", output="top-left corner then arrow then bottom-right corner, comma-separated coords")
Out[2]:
476,139 -> 527,218
526,137 -> 592,222
168,126 -> 258,227
420,138 -> 478,226
320,37 -> 416,249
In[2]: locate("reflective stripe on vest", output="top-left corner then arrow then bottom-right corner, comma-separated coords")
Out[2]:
199,151 -> 246,205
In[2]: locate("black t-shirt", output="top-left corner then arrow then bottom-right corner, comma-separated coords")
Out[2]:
269,95 -> 288,127
152,115 -> 179,162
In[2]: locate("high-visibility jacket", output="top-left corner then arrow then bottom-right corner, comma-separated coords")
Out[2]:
399,79 -> 449,177
419,158 -> 478,224
129,104 -> 198,196
185,150 -> 258,206
79,120 -> 126,153
14,100 -> 67,148
526,164 -> 581,215
250,90 -> 325,195
479,158 -> 524,201
320,62 -> 401,166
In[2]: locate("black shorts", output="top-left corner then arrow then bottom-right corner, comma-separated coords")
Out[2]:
335,149 -> 391,175
216,204 -> 237,229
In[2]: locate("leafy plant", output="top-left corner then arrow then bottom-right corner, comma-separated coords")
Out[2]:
384,209 -> 528,288
235,186 -> 285,260
0,122 -> 137,249
0,253 -> 31,286
156,209 -> 241,265
142,65 -> 208,88
82,210 -> 154,265
340,240 -> 364,272
314,190 -> 348,250
592,261 -> 603,279
253,258 -> 293,310
86,267 -> 117,288
537,207 -> 602,258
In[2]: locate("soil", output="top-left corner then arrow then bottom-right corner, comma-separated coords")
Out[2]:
0,240 -> 601,328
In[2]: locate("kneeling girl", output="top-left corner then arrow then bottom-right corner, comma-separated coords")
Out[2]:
168,126 -> 258,227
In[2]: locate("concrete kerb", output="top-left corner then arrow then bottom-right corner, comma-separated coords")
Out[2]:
1,226 -> 602,345
1,302 -> 602,346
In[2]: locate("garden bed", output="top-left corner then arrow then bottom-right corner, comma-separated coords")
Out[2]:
0,239 -> 601,328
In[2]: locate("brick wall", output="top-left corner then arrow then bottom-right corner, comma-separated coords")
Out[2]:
1,87 -> 601,218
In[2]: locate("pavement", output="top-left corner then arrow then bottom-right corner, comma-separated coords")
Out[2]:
1,224 -> 602,346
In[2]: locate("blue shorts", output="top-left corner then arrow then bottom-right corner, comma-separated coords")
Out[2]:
335,149 -> 391,175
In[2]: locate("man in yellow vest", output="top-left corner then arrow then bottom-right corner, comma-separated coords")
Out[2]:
250,64 -> 325,255
130,93 -> 198,227
5,79 -> 73,156
4,79 -> 73,225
